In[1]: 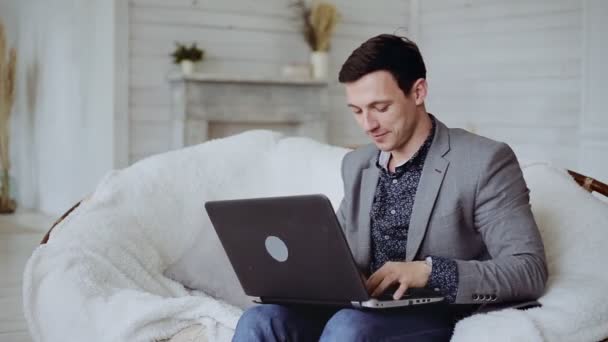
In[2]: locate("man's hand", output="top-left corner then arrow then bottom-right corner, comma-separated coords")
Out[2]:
365,261 -> 431,300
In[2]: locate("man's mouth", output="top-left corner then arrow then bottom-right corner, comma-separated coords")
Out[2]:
372,132 -> 388,138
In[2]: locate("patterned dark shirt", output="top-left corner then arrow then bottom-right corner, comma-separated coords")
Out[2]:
369,116 -> 459,303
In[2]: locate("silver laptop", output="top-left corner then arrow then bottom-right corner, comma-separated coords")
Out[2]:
204,194 -> 444,309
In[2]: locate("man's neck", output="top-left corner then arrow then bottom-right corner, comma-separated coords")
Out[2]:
389,113 -> 433,169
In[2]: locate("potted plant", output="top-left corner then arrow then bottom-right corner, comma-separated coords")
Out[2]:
0,21 -> 17,214
170,42 -> 204,75
291,0 -> 340,79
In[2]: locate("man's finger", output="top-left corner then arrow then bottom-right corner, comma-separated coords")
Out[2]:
393,283 -> 408,300
365,267 -> 386,292
371,275 -> 395,298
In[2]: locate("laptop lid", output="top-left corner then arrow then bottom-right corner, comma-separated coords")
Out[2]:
204,194 -> 369,303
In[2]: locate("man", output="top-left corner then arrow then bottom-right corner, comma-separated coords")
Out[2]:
232,34 -> 547,341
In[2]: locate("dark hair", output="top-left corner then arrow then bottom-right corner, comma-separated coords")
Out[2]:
338,34 -> 426,96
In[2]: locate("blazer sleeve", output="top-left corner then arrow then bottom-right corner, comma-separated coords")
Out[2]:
453,143 -> 548,304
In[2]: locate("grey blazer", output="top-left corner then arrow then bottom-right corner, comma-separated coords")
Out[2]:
336,118 -> 548,307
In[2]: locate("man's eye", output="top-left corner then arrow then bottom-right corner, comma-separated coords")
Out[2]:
377,106 -> 389,112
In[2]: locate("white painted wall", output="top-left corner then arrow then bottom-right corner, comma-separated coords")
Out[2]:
2,0 -> 118,215
128,0 -> 410,161
128,0 -> 606,183
580,0 -> 608,182
418,0 -> 584,170
2,0 -> 606,215
415,0 -> 607,182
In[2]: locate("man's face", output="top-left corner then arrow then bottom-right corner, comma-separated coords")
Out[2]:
345,70 -> 425,152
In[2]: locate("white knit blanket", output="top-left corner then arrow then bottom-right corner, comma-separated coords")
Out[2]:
22,131 -> 608,342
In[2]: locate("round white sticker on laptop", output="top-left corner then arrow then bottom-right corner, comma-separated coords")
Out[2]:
265,236 -> 288,262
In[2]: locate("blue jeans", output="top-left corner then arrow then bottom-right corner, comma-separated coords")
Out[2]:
232,303 -> 474,342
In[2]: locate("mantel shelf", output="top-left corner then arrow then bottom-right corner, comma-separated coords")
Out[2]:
168,71 -> 330,148
167,72 -> 329,87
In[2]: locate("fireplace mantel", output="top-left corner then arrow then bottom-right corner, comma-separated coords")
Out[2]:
168,73 -> 330,148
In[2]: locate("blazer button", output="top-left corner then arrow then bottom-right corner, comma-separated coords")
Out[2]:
484,295 -> 491,301
472,294 -> 479,300
491,294 -> 497,301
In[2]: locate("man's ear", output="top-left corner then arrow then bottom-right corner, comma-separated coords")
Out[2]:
412,78 -> 427,106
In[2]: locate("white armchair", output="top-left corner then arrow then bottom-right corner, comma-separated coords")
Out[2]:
30,131 -> 608,342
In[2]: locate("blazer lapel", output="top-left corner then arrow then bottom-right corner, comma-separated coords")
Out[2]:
356,165 -> 379,270
406,119 -> 451,261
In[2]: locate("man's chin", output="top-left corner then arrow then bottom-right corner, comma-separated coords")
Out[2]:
372,141 -> 393,152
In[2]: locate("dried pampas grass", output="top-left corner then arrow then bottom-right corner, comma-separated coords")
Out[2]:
292,0 -> 340,52
0,21 -> 17,213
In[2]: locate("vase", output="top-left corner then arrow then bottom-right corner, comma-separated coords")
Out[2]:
180,60 -> 195,75
310,51 -> 329,80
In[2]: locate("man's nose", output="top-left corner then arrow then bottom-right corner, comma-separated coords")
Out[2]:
362,112 -> 379,132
